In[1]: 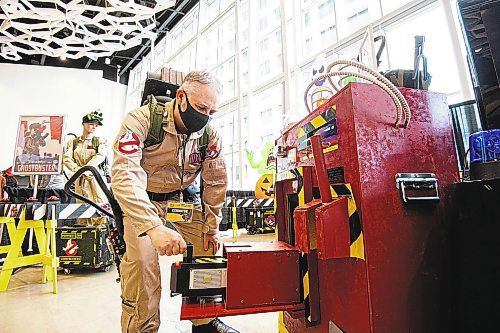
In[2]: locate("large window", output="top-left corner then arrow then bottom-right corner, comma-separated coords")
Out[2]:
254,0 -> 283,86
126,0 -> 474,189
241,83 -> 284,189
383,3 -> 465,102
300,0 -> 337,58
334,0 -> 381,39
380,0 -> 413,16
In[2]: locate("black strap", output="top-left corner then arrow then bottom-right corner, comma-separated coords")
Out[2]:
144,96 -> 166,149
147,189 -> 192,202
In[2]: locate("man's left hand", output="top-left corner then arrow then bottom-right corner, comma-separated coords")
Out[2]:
203,232 -> 220,255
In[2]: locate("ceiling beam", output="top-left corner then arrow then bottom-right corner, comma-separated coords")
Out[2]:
118,0 -> 192,77
85,58 -> 93,69
41,54 -> 46,66
166,7 -> 186,16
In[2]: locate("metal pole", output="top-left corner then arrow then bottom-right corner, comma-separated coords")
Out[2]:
440,0 -> 473,100
150,38 -> 155,72
235,0 -> 243,189
280,0 -> 290,118
33,174 -> 39,198
28,174 -> 39,252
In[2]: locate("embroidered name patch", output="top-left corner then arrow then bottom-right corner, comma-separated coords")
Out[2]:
189,152 -> 203,164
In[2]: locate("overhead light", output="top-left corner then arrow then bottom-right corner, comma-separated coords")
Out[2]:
60,55 -> 66,60
105,57 -> 111,65
0,0 -> 176,61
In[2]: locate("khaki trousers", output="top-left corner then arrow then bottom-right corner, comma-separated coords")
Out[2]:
75,175 -> 107,226
120,201 -> 214,333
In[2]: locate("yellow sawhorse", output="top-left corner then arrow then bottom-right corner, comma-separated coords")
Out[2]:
0,205 -> 59,293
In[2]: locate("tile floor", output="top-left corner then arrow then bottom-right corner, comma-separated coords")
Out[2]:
0,230 -> 279,333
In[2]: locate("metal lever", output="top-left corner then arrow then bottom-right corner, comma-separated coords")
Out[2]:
184,243 -> 194,263
412,35 -> 428,90
311,135 -> 333,203
395,173 -> 439,203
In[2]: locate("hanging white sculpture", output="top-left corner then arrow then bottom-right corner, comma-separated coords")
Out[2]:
0,0 -> 175,61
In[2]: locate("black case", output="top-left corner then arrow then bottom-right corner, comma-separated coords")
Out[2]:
56,226 -> 113,269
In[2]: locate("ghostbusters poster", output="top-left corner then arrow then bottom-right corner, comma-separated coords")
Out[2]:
13,115 -> 65,175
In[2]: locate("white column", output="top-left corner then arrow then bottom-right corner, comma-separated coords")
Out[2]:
235,0 -> 243,189
440,0 -> 473,100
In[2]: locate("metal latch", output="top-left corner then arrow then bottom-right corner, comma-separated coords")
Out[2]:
395,173 -> 439,203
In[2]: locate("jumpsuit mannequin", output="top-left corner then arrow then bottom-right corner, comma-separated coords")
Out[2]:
63,111 -> 108,226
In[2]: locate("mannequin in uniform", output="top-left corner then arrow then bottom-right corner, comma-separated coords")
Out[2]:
63,111 -> 108,226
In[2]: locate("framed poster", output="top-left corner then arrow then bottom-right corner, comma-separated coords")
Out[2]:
13,115 -> 65,175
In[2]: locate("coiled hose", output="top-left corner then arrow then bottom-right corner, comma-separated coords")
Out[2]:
304,59 -> 411,128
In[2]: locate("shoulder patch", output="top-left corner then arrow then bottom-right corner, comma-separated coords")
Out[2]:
118,130 -> 140,155
206,145 -> 219,159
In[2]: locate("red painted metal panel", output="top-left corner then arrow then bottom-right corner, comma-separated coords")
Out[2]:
315,197 -> 350,259
225,242 -> 301,309
293,199 -> 322,253
276,83 -> 458,332
352,85 -> 457,333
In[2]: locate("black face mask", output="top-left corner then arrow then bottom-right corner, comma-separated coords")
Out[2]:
177,92 -> 210,133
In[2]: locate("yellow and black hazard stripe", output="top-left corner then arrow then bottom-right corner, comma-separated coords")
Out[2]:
60,258 -> 83,265
257,226 -> 275,233
286,168 -> 364,259
299,252 -> 313,322
297,105 -> 337,151
330,184 -> 364,259
194,257 -> 228,264
295,167 -> 316,323
278,311 -> 290,333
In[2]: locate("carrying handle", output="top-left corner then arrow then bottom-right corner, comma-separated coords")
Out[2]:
395,173 -> 439,203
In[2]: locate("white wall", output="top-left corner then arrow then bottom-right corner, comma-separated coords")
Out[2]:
0,63 -> 128,169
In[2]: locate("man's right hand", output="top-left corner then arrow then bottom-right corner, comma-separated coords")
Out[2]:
146,225 -> 187,256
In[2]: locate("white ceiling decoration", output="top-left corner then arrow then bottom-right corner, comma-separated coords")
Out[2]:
0,0 -> 175,61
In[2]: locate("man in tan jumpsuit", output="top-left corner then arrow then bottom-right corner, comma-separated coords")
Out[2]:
112,71 -> 238,333
63,111 -> 107,226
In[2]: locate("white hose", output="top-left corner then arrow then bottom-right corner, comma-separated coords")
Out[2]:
304,71 -> 404,126
328,60 -> 411,127
304,59 -> 411,128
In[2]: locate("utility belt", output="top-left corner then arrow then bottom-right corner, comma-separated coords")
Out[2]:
147,189 -> 195,203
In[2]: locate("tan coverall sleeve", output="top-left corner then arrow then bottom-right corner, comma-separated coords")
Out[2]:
87,138 -> 107,168
63,139 -> 79,173
111,107 -> 163,236
200,127 -> 228,235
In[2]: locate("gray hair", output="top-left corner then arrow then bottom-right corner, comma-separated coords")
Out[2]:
181,70 -> 222,96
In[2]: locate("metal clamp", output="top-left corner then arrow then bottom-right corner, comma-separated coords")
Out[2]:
395,173 -> 439,203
